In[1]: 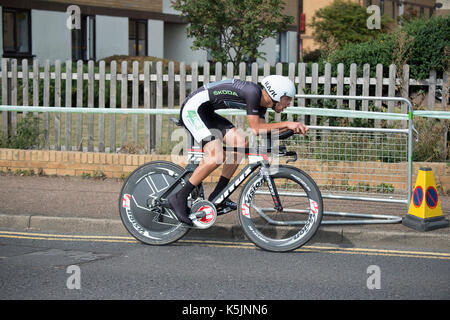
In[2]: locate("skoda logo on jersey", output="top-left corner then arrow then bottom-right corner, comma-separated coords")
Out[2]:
213,90 -> 238,97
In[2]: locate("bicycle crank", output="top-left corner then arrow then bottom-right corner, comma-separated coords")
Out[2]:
188,200 -> 217,229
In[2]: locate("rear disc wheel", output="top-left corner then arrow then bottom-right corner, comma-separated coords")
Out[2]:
119,161 -> 191,245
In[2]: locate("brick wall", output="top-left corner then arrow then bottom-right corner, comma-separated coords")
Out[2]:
0,149 -> 449,193
0,149 -> 227,182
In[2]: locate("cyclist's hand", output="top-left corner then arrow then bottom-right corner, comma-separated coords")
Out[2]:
298,123 -> 309,135
287,122 -> 309,135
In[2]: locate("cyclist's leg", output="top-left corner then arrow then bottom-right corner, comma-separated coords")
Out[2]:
168,139 -> 224,226
171,100 -> 225,225
188,106 -> 231,185
221,127 -> 248,179
208,127 -> 247,209
188,138 -> 224,186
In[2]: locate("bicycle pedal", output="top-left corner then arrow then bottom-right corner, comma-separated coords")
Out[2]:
189,200 -> 217,229
195,211 -> 207,219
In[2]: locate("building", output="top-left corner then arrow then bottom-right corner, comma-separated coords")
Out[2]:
300,0 -> 439,53
0,0 -> 300,65
435,0 -> 450,16
0,0 -> 442,65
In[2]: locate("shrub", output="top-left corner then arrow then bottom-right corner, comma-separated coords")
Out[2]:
309,0 -> 391,51
413,117 -> 446,162
326,34 -> 395,77
325,15 -> 450,80
401,16 -> 450,80
301,49 -> 324,63
0,114 -> 42,149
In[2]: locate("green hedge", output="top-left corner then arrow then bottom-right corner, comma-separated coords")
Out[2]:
325,15 -> 450,80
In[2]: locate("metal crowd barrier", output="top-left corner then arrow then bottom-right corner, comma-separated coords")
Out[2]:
266,95 -> 414,225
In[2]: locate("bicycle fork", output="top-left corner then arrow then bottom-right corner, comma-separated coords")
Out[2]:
261,163 -> 283,212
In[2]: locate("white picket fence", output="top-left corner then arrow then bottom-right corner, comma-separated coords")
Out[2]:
0,58 -> 448,154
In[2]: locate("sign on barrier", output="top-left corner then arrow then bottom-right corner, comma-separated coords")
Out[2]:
403,167 -> 448,231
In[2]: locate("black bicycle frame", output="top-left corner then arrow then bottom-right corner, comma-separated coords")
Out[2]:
157,147 -> 283,212
155,122 -> 286,211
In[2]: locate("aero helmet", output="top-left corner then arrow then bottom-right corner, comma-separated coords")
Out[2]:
261,75 -> 296,102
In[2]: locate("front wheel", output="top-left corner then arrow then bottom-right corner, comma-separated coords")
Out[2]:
238,165 -> 323,252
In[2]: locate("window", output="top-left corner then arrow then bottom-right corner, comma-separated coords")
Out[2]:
2,8 -> 31,57
129,19 -> 147,56
72,15 -> 95,61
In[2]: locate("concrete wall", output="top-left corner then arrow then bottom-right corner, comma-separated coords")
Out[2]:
31,10 -> 71,62
163,0 -> 178,14
164,22 -> 207,64
148,19 -> 164,58
258,37 -> 277,66
96,15 -> 128,60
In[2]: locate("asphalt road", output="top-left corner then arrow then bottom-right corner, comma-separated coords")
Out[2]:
0,230 -> 449,303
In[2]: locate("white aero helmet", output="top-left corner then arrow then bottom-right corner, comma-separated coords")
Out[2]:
261,75 -> 296,102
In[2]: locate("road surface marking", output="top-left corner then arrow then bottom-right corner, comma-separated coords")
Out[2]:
0,230 -> 449,260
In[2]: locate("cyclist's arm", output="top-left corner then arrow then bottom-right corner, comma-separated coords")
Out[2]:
247,115 -> 291,136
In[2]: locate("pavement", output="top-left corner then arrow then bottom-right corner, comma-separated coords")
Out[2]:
0,174 -> 449,251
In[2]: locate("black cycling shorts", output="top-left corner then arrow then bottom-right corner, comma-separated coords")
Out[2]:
180,91 -> 234,148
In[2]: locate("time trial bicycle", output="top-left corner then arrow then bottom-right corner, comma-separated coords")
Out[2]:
119,119 -> 323,252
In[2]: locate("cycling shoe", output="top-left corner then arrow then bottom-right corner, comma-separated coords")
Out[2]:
168,193 -> 193,226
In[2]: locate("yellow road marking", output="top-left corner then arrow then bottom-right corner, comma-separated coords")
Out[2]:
0,230 -> 449,260
0,233 -> 138,243
0,230 -> 134,240
179,239 -> 450,260
303,244 -> 450,257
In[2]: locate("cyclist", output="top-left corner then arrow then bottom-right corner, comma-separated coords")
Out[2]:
169,75 -> 309,226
